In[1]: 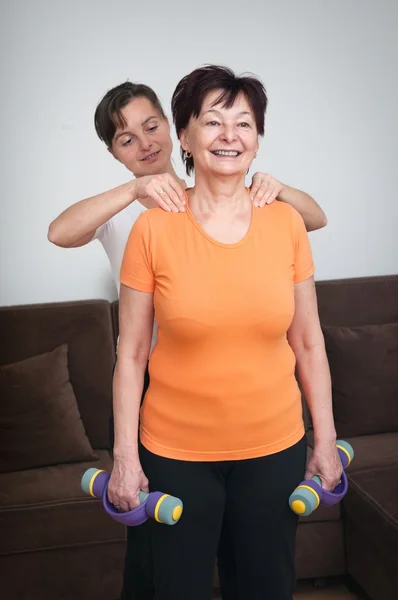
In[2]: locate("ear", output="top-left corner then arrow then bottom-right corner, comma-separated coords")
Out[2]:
179,129 -> 190,153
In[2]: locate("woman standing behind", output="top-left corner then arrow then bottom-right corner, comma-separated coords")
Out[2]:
48,78 -> 326,600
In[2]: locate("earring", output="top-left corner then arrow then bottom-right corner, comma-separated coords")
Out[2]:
186,151 -> 192,159
254,152 -> 257,159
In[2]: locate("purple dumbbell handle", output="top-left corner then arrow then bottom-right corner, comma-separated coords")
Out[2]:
318,470 -> 348,507
91,470 -> 110,498
93,471 -> 150,526
308,445 -> 350,508
102,488 -> 149,526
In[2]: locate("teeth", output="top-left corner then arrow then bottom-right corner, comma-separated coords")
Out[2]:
145,152 -> 158,160
213,150 -> 239,157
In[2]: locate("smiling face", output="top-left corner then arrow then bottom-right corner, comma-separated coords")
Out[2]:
180,90 -> 259,178
109,96 -> 173,177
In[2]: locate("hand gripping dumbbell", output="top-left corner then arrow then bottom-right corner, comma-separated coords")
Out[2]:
81,468 -> 183,526
289,440 -> 354,517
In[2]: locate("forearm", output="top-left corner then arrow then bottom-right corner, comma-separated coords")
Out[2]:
112,354 -> 147,463
48,180 -> 139,247
278,185 -> 327,232
295,343 -> 336,445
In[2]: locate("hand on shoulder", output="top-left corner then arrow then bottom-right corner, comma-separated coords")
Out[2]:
249,172 -> 284,207
135,174 -> 186,213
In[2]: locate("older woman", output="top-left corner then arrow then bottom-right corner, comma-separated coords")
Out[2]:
110,65 -> 341,600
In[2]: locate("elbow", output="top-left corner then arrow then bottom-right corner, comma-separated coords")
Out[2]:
117,340 -> 150,369
319,211 -> 328,229
309,210 -> 328,232
47,222 -> 69,247
47,221 -> 60,245
317,206 -> 328,229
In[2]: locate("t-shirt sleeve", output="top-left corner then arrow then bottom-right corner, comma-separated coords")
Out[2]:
291,207 -> 315,283
91,222 -> 107,241
120,213 -> 155,292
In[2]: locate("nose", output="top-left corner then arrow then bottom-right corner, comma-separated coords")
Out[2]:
220,125 -> 237,144
139,134 -> 152,152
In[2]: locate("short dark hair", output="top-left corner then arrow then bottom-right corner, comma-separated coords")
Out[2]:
171,65 -> 268,175
94,81 -> 166,148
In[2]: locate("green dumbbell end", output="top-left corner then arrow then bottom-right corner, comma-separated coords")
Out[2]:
289,487 -> 318,516
81,468 -> 100,495
138,491 -> 149,504
336,440 -> 354,465
157,496 -> 183,525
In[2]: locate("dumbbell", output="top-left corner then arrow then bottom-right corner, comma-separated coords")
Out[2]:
289,440 -> 354,517
81,468 -> 183,526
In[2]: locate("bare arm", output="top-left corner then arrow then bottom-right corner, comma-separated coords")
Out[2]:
249,173 -> 327,232
47,175 -> 186,248
287,277 -> 341,490
108,285 -> 154,512
278,185 -> 327,232
47,180 -> 141,248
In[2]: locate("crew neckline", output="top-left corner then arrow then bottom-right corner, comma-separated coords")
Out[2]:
184,188 -> 255,249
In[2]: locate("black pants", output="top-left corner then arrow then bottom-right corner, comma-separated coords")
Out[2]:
140,437 -> 307,600
110,370 -> 306,600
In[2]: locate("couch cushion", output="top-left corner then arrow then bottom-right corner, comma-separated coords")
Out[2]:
316,275 -> 398,326
0,300 -> 116,448
322,323 -> 398,437
344,432 -> 398,473
306,431 -> 398,474
0,450 -> 124,555
0,345 -> 98,473
343,466 -> 398,563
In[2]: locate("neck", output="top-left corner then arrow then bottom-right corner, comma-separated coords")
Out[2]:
189,172 -> 248,212
163,162 -> 187,189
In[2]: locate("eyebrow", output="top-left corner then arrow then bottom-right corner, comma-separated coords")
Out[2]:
202,109 -> 252,118
114,115 -> 158,141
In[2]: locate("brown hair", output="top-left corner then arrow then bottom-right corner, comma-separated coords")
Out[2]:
94,81 -> 166,148
171,65 -> 268,175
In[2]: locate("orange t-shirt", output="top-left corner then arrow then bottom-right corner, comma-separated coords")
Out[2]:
120,199 -> 314,461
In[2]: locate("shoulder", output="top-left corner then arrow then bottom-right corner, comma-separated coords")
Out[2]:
129,208 -> 185,248
256,200 -> 298,226
137,207 -> 186,231
255,201 -> 306,243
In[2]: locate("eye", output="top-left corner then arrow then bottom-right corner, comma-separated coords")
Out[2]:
122,137 -> 134,146
147,125 -> 158,133
207,121 -> 220,126
239,122 -> 251,128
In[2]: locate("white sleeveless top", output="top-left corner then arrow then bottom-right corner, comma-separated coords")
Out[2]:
93,202 -> 157,352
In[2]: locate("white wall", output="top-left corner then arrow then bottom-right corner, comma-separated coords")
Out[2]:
1,0 -> 397,306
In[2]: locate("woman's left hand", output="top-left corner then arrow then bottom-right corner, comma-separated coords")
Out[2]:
249,172 -> 284,207
305,442 -> 343,492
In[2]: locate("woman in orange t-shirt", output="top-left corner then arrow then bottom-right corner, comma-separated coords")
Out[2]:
109,65 -> 342,600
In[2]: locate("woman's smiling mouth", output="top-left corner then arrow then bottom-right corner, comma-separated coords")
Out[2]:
142,150 -> 161,162
211,150 -> 241,157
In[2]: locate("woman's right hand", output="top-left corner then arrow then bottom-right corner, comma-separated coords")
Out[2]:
135,173 -> 186,213
107,458 -> 149,513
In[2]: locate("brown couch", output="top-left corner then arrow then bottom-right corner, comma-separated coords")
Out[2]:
314,276 -> 398,600
0,301 -> 126,600
0,275 -> 397,600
